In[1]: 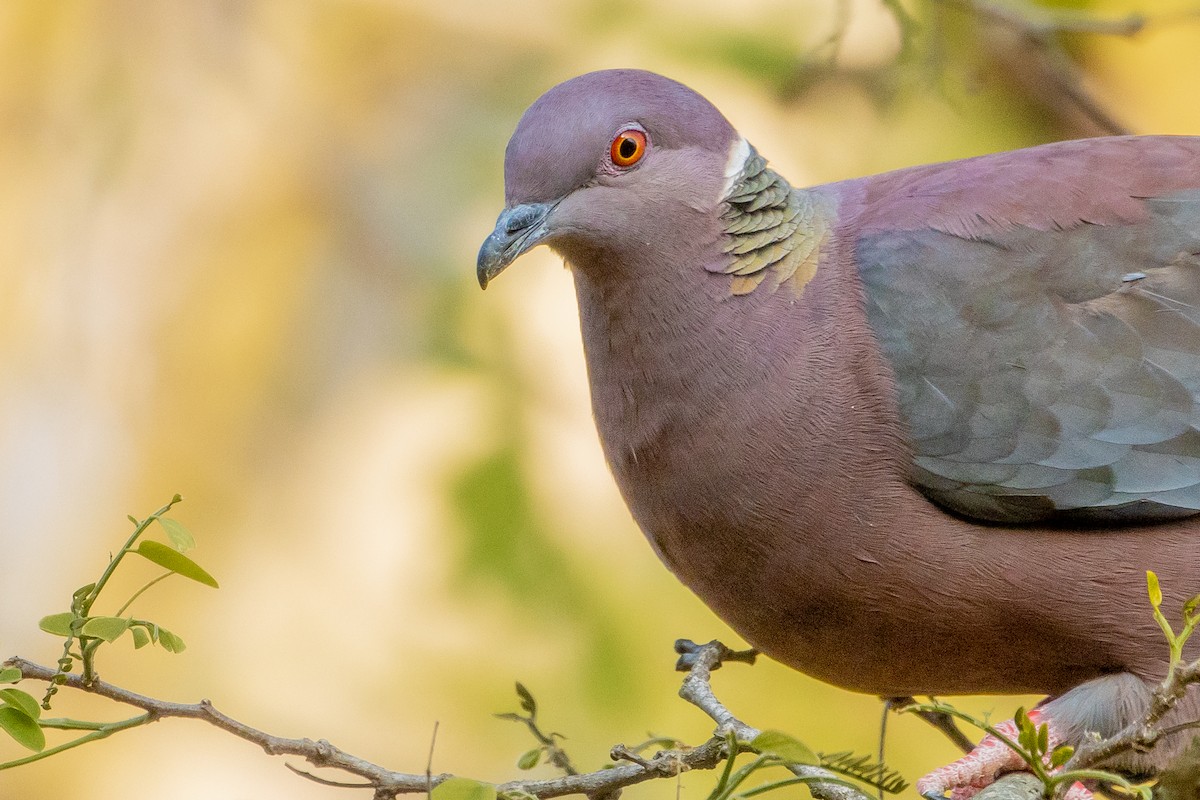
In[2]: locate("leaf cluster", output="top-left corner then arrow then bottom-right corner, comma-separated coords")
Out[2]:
495,682 -> 577,776
1147,570 -> 1200,681
734,731 -> 905,799
0,495 -> 218,766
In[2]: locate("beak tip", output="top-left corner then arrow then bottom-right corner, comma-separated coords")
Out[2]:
476,201 -> 555,291
475,248 -> 500,290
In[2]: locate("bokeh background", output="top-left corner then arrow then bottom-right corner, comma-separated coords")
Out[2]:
1,1 -> 1198,798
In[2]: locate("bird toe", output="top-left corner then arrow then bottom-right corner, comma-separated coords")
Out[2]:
917,710 -> 1066,799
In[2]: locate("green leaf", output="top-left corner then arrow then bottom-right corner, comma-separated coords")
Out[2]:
751,730 -> 819,765
131,627 -> 150,649
432,778 -> 496,800
1148,570 -> 1163,608
819,750 -> 908,794
515,682 -> 536,717
156,628 -> 186,653
0,688 -> 40,721
493,712 -> 523,723
81,616 -> 131,643
157,518 -> 195,551
1184,594 -> 1200,622
0,706 -> 44,751
1036,723 -> 1049,756
516,748 -> 542,770
1013,708 -> 1036,753
0,668 -> 21,684
134,541 -> 218,588
38,613 -> 75,637
1049,745 -> 1074,769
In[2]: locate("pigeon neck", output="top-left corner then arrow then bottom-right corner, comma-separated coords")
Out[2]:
710,145 -> 834,298
566,153 -> 855,550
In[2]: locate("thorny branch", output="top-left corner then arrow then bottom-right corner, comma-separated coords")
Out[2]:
3,643 -> 877,800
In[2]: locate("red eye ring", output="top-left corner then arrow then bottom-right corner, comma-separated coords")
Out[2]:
610,128 -> 647,168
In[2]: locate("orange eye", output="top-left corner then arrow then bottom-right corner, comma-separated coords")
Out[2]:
610,129 -> 647,168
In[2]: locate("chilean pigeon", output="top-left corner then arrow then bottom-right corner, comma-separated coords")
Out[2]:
476,69 -> 1200,798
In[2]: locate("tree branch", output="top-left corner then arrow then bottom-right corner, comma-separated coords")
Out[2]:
931,0 -> 1142,137
4,642 -> 878,800
674,640 -> 870,800
973,772 -> 1045,800
923,651 -> 1200,800
1067,658 -> 1200,772
5,655 -> 432,789
885,697 -> 974,754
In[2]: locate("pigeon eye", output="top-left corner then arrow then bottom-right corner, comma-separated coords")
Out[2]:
610,129 -> 647,168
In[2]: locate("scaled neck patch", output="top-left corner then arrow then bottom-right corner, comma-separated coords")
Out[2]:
714,144 -> 830,297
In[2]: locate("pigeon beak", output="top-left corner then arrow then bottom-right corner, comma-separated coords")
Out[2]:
476,202 -> 556,289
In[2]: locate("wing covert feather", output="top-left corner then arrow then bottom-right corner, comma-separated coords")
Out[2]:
854,136 -> 1200,523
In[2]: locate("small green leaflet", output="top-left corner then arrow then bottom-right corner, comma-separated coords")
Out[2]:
432,778 -> 496,800
0,668 -> 21,684
0,688 -> 40,720
133,623 -> 185,653
38,613 -> 75,637
1185,593 -> 1200,622
515,682 -> 537,717
1049,745 -> 1074,769
0,706 -> 44,752
157,628 -> 186,653
134,541 -> 218,588
81,616 -> 131,643
517,748 -> 542,769
156,517 -> 195,552
751,730 -> 819,765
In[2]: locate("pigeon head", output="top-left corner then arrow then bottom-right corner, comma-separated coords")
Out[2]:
477,69 -> 741,288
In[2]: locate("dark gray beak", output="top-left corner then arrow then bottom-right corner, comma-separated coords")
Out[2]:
476,202 -> 555,289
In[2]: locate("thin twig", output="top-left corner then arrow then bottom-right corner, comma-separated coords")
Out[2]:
115,571 -> 174,617
885,697 -> 974,754
877,701 -> 889,800
427,721 -> 439,800
936,0 -> 1144,38
285,763 -> 374,789
931,0 -> 1139,136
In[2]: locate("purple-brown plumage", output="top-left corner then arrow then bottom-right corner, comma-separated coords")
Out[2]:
477,69 -> 1200,791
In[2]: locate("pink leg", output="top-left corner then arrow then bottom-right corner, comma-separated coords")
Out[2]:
942,781 -> 1091,800
915,710 -> 1093,800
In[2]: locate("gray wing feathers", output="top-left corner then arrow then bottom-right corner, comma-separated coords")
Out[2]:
859,189 -> 1200,523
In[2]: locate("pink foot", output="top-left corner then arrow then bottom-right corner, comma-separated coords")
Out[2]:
915,710 -> 1093,800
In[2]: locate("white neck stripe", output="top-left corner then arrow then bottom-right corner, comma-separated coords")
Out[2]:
721,137 -> 751,199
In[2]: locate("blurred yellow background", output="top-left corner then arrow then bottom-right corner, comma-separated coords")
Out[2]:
1,1 -> 1197,798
